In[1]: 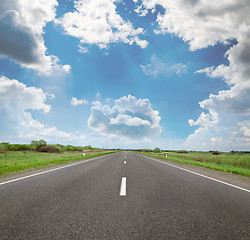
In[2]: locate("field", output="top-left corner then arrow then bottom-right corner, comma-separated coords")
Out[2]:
0,150 -> 115,177
1,150 -> 249,178
139,151 -> 250,177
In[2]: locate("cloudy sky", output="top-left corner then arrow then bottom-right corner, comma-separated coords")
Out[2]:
0,0 -> 250,151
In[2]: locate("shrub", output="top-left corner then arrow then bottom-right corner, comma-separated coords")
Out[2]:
84,145 -> 93,150
142,149 -> 153,152
212,151 -> 220,155
154,147 -> 161,153
51,144 -> 65,152
66,145 -> 78,151
31,140 -> 47,151
176,150 -> 188,154
37,145 -> 61,153
9,144 -> 31,151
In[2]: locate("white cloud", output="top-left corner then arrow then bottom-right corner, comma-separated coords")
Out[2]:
185,77 -> 250,151
0,76 -> 85,144
88,95 -> 162,139
78,45 -> 88,53
185,117 -> 250,151
0,0 -> 70,74
46,92 -> 55,100
61,64 -> 71,73
134,3 -> 149,17
136,0 -> 249,50
57,0 -> 148,50
0,75 -> 51,113
20,112 -> 86,143
70,97 -> 88,106
110,114 -> 151,127
237,121 -> 250,138
199,85 -> 250,116
188,112 -> 218,128
96,92 -> 101,98
141,55 -> 187,77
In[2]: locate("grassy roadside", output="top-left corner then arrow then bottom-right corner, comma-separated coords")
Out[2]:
137,151 -> 250,177
0,151 -> 116,177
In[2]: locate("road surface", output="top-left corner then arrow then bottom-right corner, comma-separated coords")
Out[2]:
0,151 -> 249,239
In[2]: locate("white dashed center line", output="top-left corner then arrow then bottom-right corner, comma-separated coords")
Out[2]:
120,177 -> 126,196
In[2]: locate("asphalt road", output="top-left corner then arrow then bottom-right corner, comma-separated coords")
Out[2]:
0,151 -> 249,239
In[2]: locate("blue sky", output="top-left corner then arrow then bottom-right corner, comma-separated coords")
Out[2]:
0,0 -> 250,151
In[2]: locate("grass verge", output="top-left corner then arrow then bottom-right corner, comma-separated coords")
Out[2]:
0,151 -> 116,177
137,152 -> 250,177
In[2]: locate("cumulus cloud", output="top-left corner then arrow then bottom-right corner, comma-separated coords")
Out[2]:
88,95 -> 162,139
141,55 -> 187,77
70,97 -> 88,106
186,69 -> 250,150
135,0 -> 249,50
185,117 -> 250,151
0,76 -> 84,143
57,0 -> 148,50
236,121 -> 250,138
0,0 -> 70,74
188,112 -> 218,128
20,112 -> 85,143
0,75 -> 51,113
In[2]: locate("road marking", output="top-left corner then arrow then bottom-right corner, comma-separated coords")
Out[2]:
142,155 -> 250,193
120,177 -> 126,196
124,161 -> 126,164
0,154 -> 115,187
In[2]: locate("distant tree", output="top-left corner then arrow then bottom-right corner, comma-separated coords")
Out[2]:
0,142 -> 10,151
84,145 -> 93,150
66,145 -> 78,151
51,144 -> 65,152
154,147 -> 161,153
76,146 -> 84,151
31,140 -> 47,151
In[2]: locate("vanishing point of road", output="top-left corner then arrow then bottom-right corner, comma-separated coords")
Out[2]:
0,151 -> 249,239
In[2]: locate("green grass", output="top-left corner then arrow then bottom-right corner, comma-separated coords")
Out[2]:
138,151 -> 250,177
0,151 -> 115,177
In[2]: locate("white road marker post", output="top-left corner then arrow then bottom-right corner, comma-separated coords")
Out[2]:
166,152 -> 168,158
83,150 -> 85,157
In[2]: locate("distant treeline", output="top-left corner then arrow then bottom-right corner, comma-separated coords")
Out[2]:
132,148 -> 250,154
0,140 -> 99,153
131,148 -> 188,153
208,150 -> 250,154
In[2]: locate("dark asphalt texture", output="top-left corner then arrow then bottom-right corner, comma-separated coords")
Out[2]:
0,151 -> 249,239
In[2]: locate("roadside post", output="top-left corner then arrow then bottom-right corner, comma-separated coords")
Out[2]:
83,150 -> 85,157
166,152 -> 168,158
